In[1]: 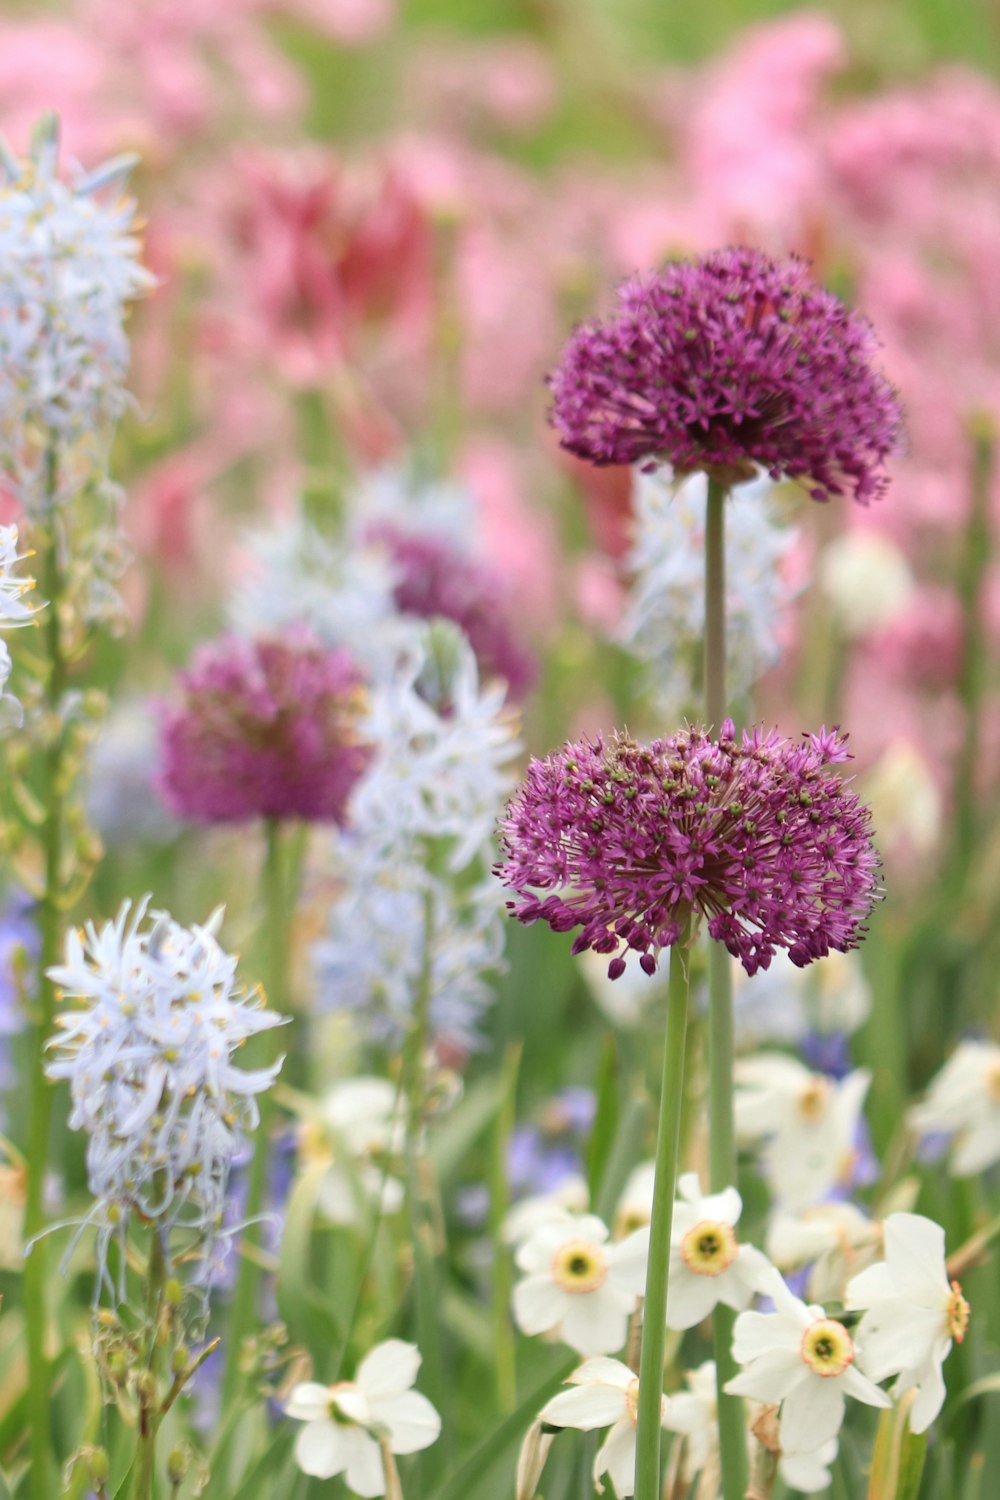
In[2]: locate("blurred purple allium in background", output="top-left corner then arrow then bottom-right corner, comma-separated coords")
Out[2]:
497,721 -> 880,978
366,521 -> 537,698
158,633 -> 370,824
548,246 -> 902,504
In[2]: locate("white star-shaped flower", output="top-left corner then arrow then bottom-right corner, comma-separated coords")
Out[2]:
664,1173 -> 772,1330
909,1041 -> 1000,1176
539,1356 -> 667,1497
512,1213 -> 648,1356
734,1054 -> 871,1210
725,1269 -> 891,1455
845,1212 -> 969,1433
286,1340 -> 440,1496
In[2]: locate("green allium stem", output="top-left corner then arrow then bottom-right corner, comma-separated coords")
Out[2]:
704,474 -> 748,1500
634,934 -> 690,1500
222,817 -> 290,1409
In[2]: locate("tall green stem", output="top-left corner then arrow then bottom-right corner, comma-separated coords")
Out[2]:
24,461 -> 67,1496
704,475 -> 747,1500
222,818 -> 289,1408
133,1230 -> 167,1500
634,938 -> 690,1500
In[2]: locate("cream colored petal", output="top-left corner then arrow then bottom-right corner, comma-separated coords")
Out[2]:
295,1418 -> 346,1480
375,1390 -> 441,1454
358,1339 -> 421,1399
286,1382 -> 333,1421
541,1382 -> 627,1431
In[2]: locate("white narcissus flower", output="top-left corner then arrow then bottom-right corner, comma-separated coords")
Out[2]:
613,1160 -> 655,1236
665,1173 -> 772,1330
846,1212 -> 970,1433
664,1360 -> 837,1495
908,1040 -> 1000,1176
539,1357 -> 667,1497
766,1202 -> 884,1305
726,1269 -> 891,1455
512,1213 -> 648,1356
502,1175 -> 589,1247
734,1054 -> 871,1211
286,1340 -> 440,1496
304,1077 -> 405,1227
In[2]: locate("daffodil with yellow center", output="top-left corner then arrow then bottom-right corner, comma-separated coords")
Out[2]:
847,1212 -> 972,1433
512,1213 -> 649,1356
726,1268 -> 890,1457
663,1174 -> 771,1331
539,1357 -> 669,1498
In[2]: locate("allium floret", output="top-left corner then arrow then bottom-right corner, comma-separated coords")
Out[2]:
45,897 -> 286,1297
496,721 -> 880,978
158,633 -> 371,825
548,246 -> 902,505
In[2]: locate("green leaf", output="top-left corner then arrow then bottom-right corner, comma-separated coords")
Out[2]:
427,1075 -> 503,1185
275,1158 -> 342,1349
586,1034 -> 620,1207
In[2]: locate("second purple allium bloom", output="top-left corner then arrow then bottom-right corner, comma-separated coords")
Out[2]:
548,246 -> 902,504
496,722 -> 880,978
158,633 -> 370,824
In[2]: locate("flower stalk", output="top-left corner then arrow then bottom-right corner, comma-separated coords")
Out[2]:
222,817 -> 292,1409
704,473 -> 747,1500
634,932 -> 690,1499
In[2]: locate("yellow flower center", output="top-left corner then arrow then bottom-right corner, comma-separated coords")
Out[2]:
797,1078 -> 830,1123
947,1281 -> 970,1343
800,1318 -> 854,1377
625,1377 -> 641,1425
551,1239 -> 609,1294
680,1219 -> 738,1277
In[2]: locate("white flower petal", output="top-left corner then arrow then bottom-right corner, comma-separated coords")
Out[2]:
725,1350 -> 807,1404
542,1383 -> 627,1431
375,1390 -> 441,1454
855,1302 -> 944,1383
840,1363 -> 893,1411
566,1357 -> 636,1390
513,1275 -> 566,1336
295,1418 -> 346,1480
286,1382 -> 333,1421
342,1427 -> 387,1497
906,1355 -> 948,1433
666,1266 -> 723,1330
358,1339 -> 421,1399
780,1376 -> 846,1452
559,1287 -> 633,1356
596,1418 -> 639,1497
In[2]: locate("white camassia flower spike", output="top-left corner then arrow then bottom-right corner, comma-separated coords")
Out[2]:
286,1340 -> 440,1496
664,1173 -> 772,1330
512,1212 -> 648,1356
539,1357 -> 668,1498
908,1040 -> 1000,1175
725,1269 -> 891,1457
845,1212 -> 969,1433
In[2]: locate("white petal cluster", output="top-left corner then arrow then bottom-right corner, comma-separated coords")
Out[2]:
621,467 -> 799,715
908,1040 -> 1000,1175
734,1054 -> 871,1211
0,118 -> 152,510
766,1201 -> 883,1304
287,1339 -> 441,1496
45,897 -> 285,1292
726,1269 -> 891,1461
512,1212 -> 648,1356
846,1213 -> 969,1433
664,1174 -> 772,1330
540,1357 -> 667,1498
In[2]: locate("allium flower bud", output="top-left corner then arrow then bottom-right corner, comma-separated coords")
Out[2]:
158,633 -> 371,825
45,898 -> 286,1298
496,721 -> 880,978
548,246 -> 902,505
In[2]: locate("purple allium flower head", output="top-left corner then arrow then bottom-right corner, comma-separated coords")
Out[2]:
548,246 -> 902,505
496,721 -> 880,978
367,522 -> 537,698
158,634 -> 371,824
